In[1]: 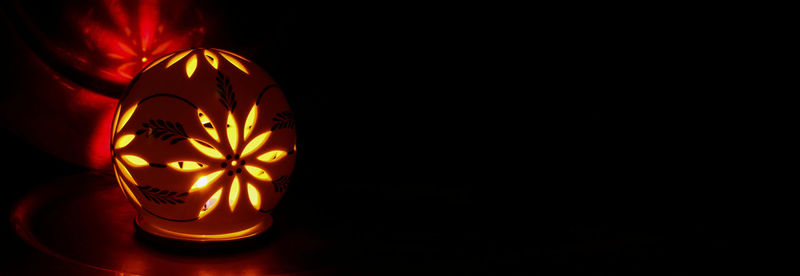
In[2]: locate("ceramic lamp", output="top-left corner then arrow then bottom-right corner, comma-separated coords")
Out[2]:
110,48 -> 296,242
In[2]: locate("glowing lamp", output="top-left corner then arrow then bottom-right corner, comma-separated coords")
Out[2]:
111,48 -> 296,242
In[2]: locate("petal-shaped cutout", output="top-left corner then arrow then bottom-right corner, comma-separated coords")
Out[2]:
245,165 -> 272,181
197,109 -> 220,142
247,183 -> 261,210
203,49 -> 219,70
188,138 -> 225,159
243,104 -> 258,140
190,170 -> 224,192
111,105 -> 121,139
121,155 -> 148,167
116,104 -> 138,133
114,158 -> 138,186
229,176 -> 240,211
114,134 -> 135,149
167,161 -> 207,172
214,48 -> 251,62
185,54 -> 198,78
199,188 -> 223,219
226,112 -> 239,152
219,52 -> 249,74
143,52 -> 174,72
257,150 -> 286,163
114,167 -> 141,207
241,131 -> 271,158
166,49 -> 192,68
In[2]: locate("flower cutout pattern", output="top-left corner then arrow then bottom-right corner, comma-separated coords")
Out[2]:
111,48 -> 294,221
177,105 -> 290,218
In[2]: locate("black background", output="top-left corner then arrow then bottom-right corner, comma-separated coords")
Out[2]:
0,1 -> 757,275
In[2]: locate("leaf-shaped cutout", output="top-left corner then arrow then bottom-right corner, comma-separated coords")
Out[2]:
199,188 -> 223,219
185,54 -> 198,78
115,168 -> 142,207
226,112 -> 239,152
243,104 -> 258,140
111,105 -> 121,139
188,138 -> 225,159
229,176 -> 240,211
167,161 -> 206,172
143,52 -> 174,72
219,52 -> 249,74
247,183 -> 261,210
114,158 -> 138,186
244,165 -> 272,181
257,150 -> 287,163
166,49 -> 192,68
115,134 -> 135,149
197,109 -> 220,142
116,104 -> 138,134
241,131 -> 271,158
204,49 -> 219,70
190,170 -> 224,192
121,155 -> 148,167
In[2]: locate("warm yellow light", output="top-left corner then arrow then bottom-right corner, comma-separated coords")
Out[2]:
244,165 -> 271,181
203,49 -> 219,70
141,57 -> 148,63
114,134 -> 135,149
115,170 -> 141,207
243,104 -> 258,140
166,49 -> 192,68
241,131 -> 270,158
143,53 -> 173,72
229,177 -> 240,211
114,158 -> 138,186
199,188 -> 223,219
111,105 -> 121,137
166,161 -> 206,171
190,170 -> 224,192
116,104 -> 138,133
185,54 -> 198,78
219,52 -> 249,74
188,138 -> 225,159
197,109 -> 220,142
226,112 -> 239,152
257,150 -> 286,163
247,183 -> 261,210
214,48 -> 251,62
121,155 -> 149,167
231,160 -> 238,166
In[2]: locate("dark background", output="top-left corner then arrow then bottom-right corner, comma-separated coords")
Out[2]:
0,1 -> 755,275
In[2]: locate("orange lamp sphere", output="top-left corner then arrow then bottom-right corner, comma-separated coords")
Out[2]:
110,48 -> 296,242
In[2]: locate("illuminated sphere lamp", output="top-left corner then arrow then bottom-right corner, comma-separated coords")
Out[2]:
110,48 -> 296,242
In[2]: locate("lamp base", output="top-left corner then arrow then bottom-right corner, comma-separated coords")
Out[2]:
134,215 -> 273,242
133,219 -> 275,252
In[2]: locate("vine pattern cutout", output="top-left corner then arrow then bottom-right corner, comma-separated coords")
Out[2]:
216,71 -> 237,111
273,175 -> 290,193
137,186 -> 189,204
136,119 -> 189,144
271,111 -> 295,131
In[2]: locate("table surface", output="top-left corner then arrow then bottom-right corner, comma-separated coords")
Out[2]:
8,173 -> 339,275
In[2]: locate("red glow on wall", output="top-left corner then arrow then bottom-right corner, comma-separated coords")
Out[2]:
77,0 -> 204,84
81,88 -> 117,170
